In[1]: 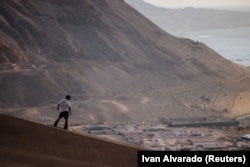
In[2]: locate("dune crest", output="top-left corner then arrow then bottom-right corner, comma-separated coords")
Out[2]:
0,114 -> 142,167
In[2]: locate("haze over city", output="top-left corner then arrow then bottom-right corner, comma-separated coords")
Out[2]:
125,0 -> 250,66
143,0 -> 250,8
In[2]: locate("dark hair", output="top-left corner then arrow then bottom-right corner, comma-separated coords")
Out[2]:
66,95 -> 71,100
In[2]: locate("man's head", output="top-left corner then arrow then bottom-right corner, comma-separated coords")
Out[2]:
66,95 -> 71,100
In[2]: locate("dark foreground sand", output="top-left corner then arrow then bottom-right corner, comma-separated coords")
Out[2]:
0,114 -> 144,167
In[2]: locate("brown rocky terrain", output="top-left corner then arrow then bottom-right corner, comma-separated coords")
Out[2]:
0,0 -> 250,124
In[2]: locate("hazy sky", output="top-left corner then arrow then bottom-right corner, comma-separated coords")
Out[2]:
143,0 -> 250,8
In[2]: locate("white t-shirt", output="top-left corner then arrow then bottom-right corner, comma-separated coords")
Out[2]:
58,99 -> 71,112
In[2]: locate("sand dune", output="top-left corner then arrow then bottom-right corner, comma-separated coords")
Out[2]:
0,114 -> 143,167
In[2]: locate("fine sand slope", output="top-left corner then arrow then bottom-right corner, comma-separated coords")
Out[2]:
0,114 -> 142,167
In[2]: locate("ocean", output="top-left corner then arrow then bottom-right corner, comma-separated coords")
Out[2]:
176,27 -> 250,67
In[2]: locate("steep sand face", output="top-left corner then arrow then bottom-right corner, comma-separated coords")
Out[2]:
0,114 -> 143,167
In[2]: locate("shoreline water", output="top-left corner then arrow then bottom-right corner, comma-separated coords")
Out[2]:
176,27 -> 250,67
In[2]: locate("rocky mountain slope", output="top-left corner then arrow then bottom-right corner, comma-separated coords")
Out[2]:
0,0 -> 250,124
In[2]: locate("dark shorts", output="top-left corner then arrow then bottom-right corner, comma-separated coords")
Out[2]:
59,111 -> 69,119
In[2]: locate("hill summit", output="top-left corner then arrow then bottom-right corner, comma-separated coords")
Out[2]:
0,0 -> 250,123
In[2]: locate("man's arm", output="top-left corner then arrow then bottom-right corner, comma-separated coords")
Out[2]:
69,107 -> 72,115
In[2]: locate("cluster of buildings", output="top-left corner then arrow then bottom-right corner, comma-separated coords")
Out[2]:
73,121 -> 250,151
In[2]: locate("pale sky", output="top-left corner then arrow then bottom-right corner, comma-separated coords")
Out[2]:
143,0 -> 250,8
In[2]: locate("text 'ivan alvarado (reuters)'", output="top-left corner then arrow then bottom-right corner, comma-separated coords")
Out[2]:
138,151 -> 249,167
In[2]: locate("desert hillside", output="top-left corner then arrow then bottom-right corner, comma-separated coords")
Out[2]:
0,0 -> 250,124
0,114 -> 141,167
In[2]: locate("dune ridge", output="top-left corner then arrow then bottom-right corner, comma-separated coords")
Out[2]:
0,114 -> 142,167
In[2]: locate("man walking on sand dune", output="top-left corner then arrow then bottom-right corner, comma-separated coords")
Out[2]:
53,95 -> 72,129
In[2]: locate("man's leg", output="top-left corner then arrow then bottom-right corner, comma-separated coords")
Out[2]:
54,113 -> 63,127
64,118 -> 68,129
53,118 -> 60,127
63,112 -> 69,129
